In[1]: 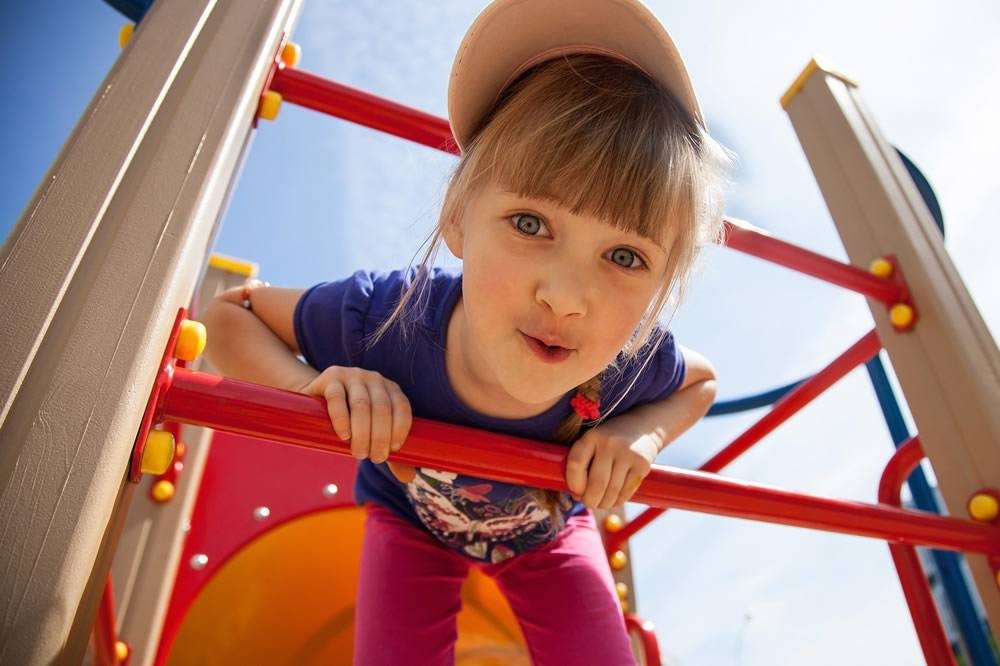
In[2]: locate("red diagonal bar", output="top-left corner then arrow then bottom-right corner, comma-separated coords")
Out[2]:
723,219 -> 901,304
270,66 -> 459,154
266,70 -> 904,311
878,437 -> 957,666
156,368 -> 1000,556
608,329 -> 883,552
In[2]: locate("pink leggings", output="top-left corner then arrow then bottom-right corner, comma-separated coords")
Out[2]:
354,503 -> 638,665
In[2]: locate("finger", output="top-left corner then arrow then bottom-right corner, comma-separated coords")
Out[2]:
322,378 -> 352,441
581,450 -> 612,508
565,436 -> 596,497
614,473 -> 645,507
345,376 -> 372,460
387,461 -> 417,484
366,380 -> 393,464
599,462 -> 630,509
388,384 -> 412,452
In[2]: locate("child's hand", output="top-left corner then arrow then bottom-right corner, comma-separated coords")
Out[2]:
564,413 -> 661,509
298,366 -> 416,483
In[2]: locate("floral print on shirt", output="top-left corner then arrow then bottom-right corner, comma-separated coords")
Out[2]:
404,467 -> 574,562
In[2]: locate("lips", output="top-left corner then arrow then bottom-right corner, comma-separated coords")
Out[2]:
521,332 -> 572,363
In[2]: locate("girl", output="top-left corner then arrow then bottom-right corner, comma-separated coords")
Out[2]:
203,0 -> 731,663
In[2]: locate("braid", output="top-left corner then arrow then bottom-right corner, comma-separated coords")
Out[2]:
529,374 -> 604,527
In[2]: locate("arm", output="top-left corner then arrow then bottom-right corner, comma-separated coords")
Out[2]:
200,281 -> 416,482
565,345 -> 717,509
200,283 -> 318,392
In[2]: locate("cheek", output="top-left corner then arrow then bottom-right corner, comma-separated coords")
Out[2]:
462,252 -> 518,331
593,290 -> 653,351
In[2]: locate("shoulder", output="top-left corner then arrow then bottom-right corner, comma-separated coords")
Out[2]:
600,325 -> 687,415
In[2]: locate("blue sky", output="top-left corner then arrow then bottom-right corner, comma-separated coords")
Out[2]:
3,2 -> 998,664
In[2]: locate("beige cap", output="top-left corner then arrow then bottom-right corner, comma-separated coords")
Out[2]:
448,0 -> 704,153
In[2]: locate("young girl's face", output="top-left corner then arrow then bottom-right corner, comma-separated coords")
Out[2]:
443,180 -> 671,415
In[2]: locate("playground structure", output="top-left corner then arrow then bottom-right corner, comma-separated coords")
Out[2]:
0,0 -> 998,664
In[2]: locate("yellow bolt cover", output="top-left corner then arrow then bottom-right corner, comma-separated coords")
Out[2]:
281,41 -> 302,68
890,303 -> 915,328
141,430 -> 175,475
609,550 -> 628,571
968,493 -> 999,522
616,581 -> 629,600
604,514 -> 624,533
176,319 -> 207,361
152,479 -> 176,503
260,91 -> 282,121
869,257 -> 893,279
114,641 -> 130,660
119,24 -> 134,49
620,599 -> 629,614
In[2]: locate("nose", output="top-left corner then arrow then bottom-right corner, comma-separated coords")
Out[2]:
535,263 -> 588,319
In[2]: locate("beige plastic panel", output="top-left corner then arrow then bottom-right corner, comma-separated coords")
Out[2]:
782,60 -> 1000,639
93,263 -> 252,666
0,0 -> 301,662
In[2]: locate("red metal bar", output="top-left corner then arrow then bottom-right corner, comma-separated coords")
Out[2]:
878,437 -> 957,666
270,66 -> 459,154
723,220 -> 901,304
624,614 -> 662,666
156,367 -> 1000,556
93,578 -> 117,666
608,329 -> 882,552
265,70 -> 910,312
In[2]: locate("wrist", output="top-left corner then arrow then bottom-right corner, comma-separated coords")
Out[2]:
239,279 -> 270,311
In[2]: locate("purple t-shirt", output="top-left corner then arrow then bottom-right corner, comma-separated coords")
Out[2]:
294,266 -> 686,563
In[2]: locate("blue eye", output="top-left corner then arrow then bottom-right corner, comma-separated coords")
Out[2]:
511,213 -> 548,236
609,247 -> 645,270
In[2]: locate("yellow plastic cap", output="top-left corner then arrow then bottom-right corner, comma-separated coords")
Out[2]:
968,493 -> 999,522
152,479 -> 176,503
259,91 -> 282,121
281,41 -> 301,68
115,641 -> 130,660
119,24 -> 134,49
604,514 -> 624,533
176,319 -> 207,361
889,304 -> 915,328
616,581 -> 629,600
869,258 -> 893,279
141,430 -> 176,475
609,550 -> 628,571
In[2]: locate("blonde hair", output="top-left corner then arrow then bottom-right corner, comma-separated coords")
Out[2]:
367,54 -> 732,522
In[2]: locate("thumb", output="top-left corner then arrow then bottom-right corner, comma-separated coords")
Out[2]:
387,461 -> 417,484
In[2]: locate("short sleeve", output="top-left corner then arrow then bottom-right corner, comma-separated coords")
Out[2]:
601,328 -> 688,417
293,269 -> 374,370
641,329 -> 687,403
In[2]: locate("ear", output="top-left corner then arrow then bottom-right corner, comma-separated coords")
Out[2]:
442,210 -> 464,259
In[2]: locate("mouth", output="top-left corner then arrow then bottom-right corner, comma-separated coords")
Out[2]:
520,332 -> 572,363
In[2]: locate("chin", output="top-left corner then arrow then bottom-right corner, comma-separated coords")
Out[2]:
497,370 -> 573,407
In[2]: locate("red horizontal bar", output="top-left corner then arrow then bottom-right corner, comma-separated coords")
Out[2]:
723,219 -> 901,304
158,368 -> 1000,557
610,329 -> 882,551
879,438 -> 957,666
270,66 -> 459,155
